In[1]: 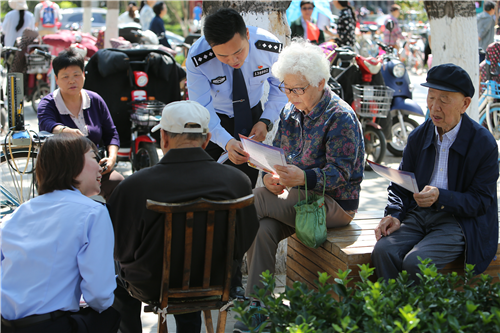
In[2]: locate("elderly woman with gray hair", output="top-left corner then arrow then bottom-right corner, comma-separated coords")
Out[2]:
244,39 -> 364,304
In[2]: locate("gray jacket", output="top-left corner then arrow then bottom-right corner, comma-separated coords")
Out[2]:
477,11 -> 496,51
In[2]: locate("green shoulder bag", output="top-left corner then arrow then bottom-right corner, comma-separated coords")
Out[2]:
293,170 -> 327,249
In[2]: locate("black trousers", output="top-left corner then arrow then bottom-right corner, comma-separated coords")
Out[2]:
113,283 -> 202,333
1,307 -> 120,333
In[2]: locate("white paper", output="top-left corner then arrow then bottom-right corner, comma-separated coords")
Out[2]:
217,152 -> 229,164
367,160 -> 419,194
317,13 -> 331,31
239,135 -> 287,174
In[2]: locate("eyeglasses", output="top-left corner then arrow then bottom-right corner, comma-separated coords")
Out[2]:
301,6 -> 314,10
279,82 -> 311,95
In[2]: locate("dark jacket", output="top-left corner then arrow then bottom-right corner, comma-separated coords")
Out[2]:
385,114 -> 499,274
149,15 -> 172,48
290,17 -> 325,45
107,148 -> 258,302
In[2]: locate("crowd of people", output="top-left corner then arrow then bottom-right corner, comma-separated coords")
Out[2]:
1,3 -> 499,333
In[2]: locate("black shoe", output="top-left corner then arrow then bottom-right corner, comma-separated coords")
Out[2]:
230,286 -> 246,299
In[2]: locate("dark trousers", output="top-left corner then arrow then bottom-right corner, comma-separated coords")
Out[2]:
371,208 -> 465,282
1,307 -> 120,333
113,283 -> 202,333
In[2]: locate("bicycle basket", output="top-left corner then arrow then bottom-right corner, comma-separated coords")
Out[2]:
130,100 -> 165,127
351,85 -> 394,118
25,45 -> 52,74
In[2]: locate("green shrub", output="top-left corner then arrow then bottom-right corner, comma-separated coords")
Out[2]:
233,259 -> 500,333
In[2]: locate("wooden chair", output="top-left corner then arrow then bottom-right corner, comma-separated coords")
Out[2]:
146,194 -> 254,333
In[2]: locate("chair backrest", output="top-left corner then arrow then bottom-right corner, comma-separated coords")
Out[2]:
146,194 -> 254,310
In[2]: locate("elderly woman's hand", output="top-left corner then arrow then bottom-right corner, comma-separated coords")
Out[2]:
274,165 -> 305,187
264,173 -> 286,195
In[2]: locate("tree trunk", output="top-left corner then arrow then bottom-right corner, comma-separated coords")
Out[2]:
201,1 -> 291,276
424,1 -> 479,120
82,0 -> 92,34
105,1 -> 120,49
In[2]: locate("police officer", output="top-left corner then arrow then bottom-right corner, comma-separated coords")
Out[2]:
186,8 -> 288,188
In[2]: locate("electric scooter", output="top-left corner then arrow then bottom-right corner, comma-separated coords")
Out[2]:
378,20 -> 424,157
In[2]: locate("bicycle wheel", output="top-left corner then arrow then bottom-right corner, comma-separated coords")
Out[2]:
387,116 -> 420,157
0,149 -> 38,214
31,82 -> 50,113
480,103 -> 500,140
364,126 -> 386,171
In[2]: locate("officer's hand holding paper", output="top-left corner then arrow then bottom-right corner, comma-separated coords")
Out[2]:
239,135 -> 287,174
367,160 -> 419,193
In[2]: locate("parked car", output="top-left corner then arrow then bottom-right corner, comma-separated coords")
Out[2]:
60,8 -> 107,37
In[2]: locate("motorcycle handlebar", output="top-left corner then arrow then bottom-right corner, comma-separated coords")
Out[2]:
33,49 -> 54,59
1,46 -> 22,53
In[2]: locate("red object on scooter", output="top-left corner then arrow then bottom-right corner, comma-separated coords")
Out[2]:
134,71 -> 149,87
355,55 -> 382,82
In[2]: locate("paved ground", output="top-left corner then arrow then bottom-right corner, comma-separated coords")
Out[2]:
4,72 -> 498,332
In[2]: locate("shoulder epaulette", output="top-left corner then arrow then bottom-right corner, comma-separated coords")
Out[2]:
255,40 -> 283,53
191,49 -> 216,67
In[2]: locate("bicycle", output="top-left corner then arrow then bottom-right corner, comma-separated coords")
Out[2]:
0,130 -> 46,217
478,79 -> 500,140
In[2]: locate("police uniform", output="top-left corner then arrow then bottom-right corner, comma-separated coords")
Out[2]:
186,26 -> 288,185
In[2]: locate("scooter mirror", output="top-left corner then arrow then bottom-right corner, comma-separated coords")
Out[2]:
385,20 -> 395,32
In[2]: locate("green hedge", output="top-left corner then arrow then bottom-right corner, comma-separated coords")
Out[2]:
234,259 -> 500,333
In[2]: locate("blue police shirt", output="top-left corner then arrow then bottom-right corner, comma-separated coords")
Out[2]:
186,26 -> 288,149
1,189 -> 116,320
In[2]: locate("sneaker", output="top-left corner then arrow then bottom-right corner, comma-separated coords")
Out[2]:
233,300 -> 269,333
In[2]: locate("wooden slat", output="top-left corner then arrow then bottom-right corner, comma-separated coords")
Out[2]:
286,261 -> 319,291
182,211 -> 194,290
287,246 -> 340,280
222,210 -> 236,301
203,310 -> 214,333
203,211 -> 215,289
160,213 -> 173,308
289,235 -> 348,268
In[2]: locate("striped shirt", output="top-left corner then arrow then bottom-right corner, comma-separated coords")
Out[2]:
429,118 -> 463,190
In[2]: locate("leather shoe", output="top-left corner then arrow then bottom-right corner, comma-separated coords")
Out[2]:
229,286 -> 246,299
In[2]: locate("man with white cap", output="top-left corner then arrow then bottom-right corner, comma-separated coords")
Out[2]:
107,100 -> 258,333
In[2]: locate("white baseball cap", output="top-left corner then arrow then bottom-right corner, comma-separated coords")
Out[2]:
151,101 -> 210,134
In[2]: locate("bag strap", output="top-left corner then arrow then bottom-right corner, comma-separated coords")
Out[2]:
298,170 -> 307,203
298,169 -> 327,201
321,169 -> 327,197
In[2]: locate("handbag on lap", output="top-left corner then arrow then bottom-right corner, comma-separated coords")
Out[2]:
294,170 -> 327,249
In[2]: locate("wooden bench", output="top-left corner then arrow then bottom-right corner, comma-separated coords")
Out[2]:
286,210 -> 500,291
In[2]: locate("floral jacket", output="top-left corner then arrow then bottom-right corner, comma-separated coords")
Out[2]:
273,86 -> 364,211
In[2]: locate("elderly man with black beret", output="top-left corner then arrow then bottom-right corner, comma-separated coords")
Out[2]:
372,63 -> 499,282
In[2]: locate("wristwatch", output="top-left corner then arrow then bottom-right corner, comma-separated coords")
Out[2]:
259,118 -> 273,132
